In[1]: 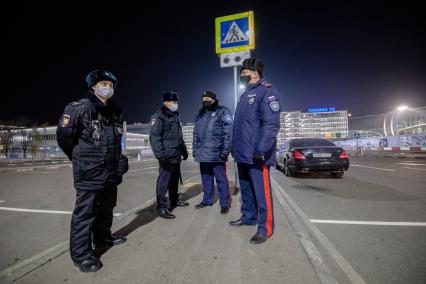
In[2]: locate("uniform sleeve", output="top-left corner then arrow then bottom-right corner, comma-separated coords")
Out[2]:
56,104 -> 84,160
255,88 -> 281,155
221,107 -> 233,154
149,113 -> 165,159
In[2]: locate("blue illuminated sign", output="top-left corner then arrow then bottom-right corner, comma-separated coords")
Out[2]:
308,107 -> 336,113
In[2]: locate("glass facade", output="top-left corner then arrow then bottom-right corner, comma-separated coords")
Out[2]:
278,110 -> 349,145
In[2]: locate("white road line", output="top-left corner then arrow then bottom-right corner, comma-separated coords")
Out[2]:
271,176 -> 367,284
0,200 -> 5,203
350,164 -> 396,171
127,166 -> 158,173
310,220 -> 426,226
0,206 -> 122,216
397,163 -> 426,166
402,167 -> 426,171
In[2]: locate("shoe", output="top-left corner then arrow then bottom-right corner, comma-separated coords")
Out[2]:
250,233 -> 267,244
195,202 -> 212,209
175,200 -> 189,207
105,235 -> 127,246
220,207 -> 229,214
230,219 -> 249,226
74,256 -> 102,273
159,209 -> 176,219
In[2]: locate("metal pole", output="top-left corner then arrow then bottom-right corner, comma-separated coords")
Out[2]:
233,66 -> 239,189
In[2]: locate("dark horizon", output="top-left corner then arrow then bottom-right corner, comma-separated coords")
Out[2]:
3,1 -> 425,125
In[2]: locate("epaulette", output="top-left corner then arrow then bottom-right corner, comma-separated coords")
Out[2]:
261,81 -> 273,88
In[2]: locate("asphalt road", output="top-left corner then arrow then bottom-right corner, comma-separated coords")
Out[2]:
0,156 -> 425,283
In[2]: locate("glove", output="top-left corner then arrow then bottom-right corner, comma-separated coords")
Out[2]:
253,153 -> 265,163
117,155 -> 129,176
182,153 -> 188,160
220,152 -> 229,162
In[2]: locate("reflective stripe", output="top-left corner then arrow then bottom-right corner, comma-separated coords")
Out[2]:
262,164 -> 273,237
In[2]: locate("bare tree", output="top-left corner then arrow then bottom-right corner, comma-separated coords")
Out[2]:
0,130 -> 13,163
19,130 -> 31,159
30,126 -> 42,162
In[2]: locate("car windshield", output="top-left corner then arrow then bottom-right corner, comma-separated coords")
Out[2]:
291,139 -> 335,147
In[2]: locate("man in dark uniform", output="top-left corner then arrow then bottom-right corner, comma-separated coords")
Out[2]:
56,70 -> 128,272
230,58 -> 281,244
149,92 -> 189,219
193,91 -> 233,214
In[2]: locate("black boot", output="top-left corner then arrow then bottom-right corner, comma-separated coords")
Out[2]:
74,256 -> 102,273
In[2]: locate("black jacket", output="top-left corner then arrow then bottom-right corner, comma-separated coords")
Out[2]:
149,106 -> 188,163
57,91 -> 125,190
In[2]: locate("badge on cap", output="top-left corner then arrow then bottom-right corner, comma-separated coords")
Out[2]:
269,101 -> 280,112
61,114 -> 70,127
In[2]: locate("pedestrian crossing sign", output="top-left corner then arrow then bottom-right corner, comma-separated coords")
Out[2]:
215,11 -> 255,54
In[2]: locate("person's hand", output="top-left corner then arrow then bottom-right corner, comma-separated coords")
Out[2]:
182,153 -> 188,160
253,153 -> 265,163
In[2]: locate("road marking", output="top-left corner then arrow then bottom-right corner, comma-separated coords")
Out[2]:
350,164 -> 395,171
271,176 -> 367,284
0,175 -> 198,280
402,167 -> 426,171
397,163 -> 426,166
17,168 -> 34,172
310,220 -> 426,226
0,200 -> 5,203
0,207 -> 122,216
127,166 -> 158,172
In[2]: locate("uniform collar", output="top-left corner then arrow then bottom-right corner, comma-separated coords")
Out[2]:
245,78 -> 265,92
161,106 -> 179,117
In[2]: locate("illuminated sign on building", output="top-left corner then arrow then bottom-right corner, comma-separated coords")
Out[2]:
308,107 -> 336,113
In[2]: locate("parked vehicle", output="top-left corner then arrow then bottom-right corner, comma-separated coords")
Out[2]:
276,138 -> 350,178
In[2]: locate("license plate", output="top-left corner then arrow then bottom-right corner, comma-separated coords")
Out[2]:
312,153 -> 332,158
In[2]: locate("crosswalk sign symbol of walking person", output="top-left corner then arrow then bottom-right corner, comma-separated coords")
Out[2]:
215,11 -> 255,53
222,21 -> 248,44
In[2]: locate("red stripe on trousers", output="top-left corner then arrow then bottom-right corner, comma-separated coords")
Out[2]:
262,164 -> 273,237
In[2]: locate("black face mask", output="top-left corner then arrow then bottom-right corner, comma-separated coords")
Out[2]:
239,75 -> 251,86
202,101 -> 213,108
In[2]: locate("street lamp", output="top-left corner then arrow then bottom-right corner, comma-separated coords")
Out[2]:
397,105 -> 408,112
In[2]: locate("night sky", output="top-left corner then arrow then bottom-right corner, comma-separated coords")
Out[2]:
3,1 -> 425,125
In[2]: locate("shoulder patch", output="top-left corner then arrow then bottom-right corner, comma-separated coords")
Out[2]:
269,101 -> 280,112
150,118 -> 156,127
61,114 -> 71,127
223,114 -> 233,123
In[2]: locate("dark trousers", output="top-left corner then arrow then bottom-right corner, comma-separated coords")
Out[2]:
237,163 -> 274,238
200,162 -> 231,207
156,162 -> 180,212
70,185 -> 117,263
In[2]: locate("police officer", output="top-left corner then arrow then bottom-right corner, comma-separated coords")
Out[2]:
149,92 -> 189,219
56,70 -> 128,272
193,91 -> 233,214
229,58 -> 281,244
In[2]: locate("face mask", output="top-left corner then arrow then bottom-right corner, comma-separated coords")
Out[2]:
168,102 -> 178,112
239,75 -> 251,86
202,101 -> 213,108
95,86 -> 114,99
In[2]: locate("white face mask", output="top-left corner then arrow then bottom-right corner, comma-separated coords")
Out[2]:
168,102 -> 178,112
95,85 -> 114,99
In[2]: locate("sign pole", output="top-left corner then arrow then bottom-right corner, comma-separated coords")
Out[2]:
233,66 -> 239,190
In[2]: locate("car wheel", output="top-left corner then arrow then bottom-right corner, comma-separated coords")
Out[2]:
331,171 -> 344,178
284,160 -> 294,177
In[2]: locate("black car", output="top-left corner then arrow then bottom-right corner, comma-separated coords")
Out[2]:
276,138 -> 349,178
